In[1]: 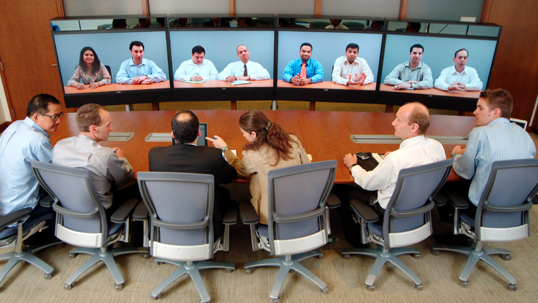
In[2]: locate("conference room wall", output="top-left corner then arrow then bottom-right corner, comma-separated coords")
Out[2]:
54,31 -> 170,86
277,31 -> 383,82
169,31 -> 274,79
64,0 -> 143,16
381,35 -> 497,88
406,0 -> 484,22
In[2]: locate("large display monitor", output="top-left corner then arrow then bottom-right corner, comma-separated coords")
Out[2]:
169,25 -> 276,101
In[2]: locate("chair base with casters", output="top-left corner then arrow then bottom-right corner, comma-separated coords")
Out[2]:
0,208 -> 61,289
433,241 -> 516,290
342,245 -> 423,290
244,251 -> 328,302
150,259 -> 235,301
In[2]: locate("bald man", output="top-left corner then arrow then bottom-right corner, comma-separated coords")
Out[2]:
332,102 -> 446,247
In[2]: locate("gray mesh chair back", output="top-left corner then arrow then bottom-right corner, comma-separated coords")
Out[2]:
343,158 -> 453,290
137,171 -> 235,302
244,160 -> 337,301
433,158 -> 538,290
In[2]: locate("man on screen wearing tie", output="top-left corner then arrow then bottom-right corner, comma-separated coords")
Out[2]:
282,42 -> 324,86
218,44 -> 270,83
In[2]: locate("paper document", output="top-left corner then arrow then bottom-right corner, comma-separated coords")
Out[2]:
185,79 -> 207,84
230,80 -> 251,85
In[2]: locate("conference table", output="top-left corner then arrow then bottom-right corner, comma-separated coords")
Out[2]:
379,84 -> 480,98
49,110 -> 477,184
63,82 -> 171,94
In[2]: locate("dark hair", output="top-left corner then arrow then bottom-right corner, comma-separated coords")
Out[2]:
346,43 -> 359,52
454,48 -> 468,58
172,110 -> 199,144
407,22 -> 421,32
76,103 -> 106,132
26,94 -> 60,118
480,89 -> 513,119
129,41 -> 144,51
239,110 -> 298,165
192,45 -> 205,55
300,42 -> 313,50
78,47 -> 101,75
405,102 -> 431,135
410,44 -> 424,53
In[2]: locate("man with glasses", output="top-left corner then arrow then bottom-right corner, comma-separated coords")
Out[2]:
0,94 -> 63,224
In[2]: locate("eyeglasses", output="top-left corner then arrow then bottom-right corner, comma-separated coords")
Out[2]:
41,112 -> 64,121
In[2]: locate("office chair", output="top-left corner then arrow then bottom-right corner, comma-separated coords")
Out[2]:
30,160 -> 144,291
342,159 -> 453,290
105,65 -> 112,77
138,172 -> 236,302
433,159 -> 538,290
240,160 -> 337,303
0,204 -> 58,289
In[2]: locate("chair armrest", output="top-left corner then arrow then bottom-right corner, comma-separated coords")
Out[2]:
484,201 -> 533,213
445,190 -> 470,209
349,198 -> 379,223
53,202 -> 99,218
239,201 -> 259,225
0,208 -> 32,230
391,201 -> 435,218
222,208 -> 238,225
110,198 -> 140,223
153,217 -> 208,230
39,194 -> 54,208
327,192 -> 341,209
433,193 -> 448,206
132,201 -> 148,221
273,207 -> 325,224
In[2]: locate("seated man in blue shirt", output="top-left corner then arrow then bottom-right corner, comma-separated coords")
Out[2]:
438,89 -> 536,229
0,94 -> 63,223
282,42 -> 324,86
116,41 -> 167,85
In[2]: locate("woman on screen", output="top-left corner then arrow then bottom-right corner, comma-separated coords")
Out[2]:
67,47 -> 111,89
207,110 -> 310,225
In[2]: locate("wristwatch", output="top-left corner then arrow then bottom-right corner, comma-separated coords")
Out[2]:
349,164 -> 358,170
222,146 -> 230,152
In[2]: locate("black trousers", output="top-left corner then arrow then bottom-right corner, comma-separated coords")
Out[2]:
332,184 -> 384,247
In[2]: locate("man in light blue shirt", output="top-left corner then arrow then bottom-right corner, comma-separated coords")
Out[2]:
282,42 -> 324,86
174,45 -> 218,81
116,41 -> 167,85
0,94 -> 63,220
448,89 -> 536,211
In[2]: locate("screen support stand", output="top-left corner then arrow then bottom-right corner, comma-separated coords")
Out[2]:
385,105 -> 394,113
125,104 -> 133,112
309,101 -> 316,111
231,100 -> 236,110
152,103 -> 160,111
271,100 -> 277,110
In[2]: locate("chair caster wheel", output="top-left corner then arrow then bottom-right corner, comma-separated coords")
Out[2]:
509,284 -> 517,291
343,254 -> 351,259
141,253 -> 150,259
413,253 -> 421,259
44,273 -> 52,280
321,287 -> 329,294
226,268 -> 234,273
503,254 -> 512,261
154,260 -> 162,265
415,283 -> 423,290
64,283 -> 73,290
460,280 -> 469,287
115,283 -> 123,291
68,253 -> 76,259
245,268 -> 253,275
201,300 -> 210,303
315,254 -> 324,259
273,298 -> 281,303
432,250 -> 440,256
57,243 -> 65,248
366,284 -> 375,291
150,294 -> 159,300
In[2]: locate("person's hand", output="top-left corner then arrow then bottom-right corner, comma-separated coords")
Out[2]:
343,153 -> 358,169
452,145 -> 466,156
113,147 -> 126,158
448,82 -> 466,91
190,75 -> 203,81
140,78 -> 154,85
132,75 -> 148,84
392,81 -> 417,90
356,72 -> 367,85
74,83 -> 85,90
226,75 -> 237,83
299,77 -> 311,86
206,135 -> 228,149
88,82 -> 99,89
291,74 -> 300,86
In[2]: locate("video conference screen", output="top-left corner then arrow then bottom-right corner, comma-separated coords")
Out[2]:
380,33 -> 497,98
277,30 -> 383,89
54,30 -> 171,95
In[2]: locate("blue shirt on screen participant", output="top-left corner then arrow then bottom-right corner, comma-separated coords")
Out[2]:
282,58 -> 324,84
116,58 -> 166,84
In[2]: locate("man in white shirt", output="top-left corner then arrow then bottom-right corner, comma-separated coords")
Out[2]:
434,48 -> 483,91
332,43 -> 374,86
332,102 -> 446,247
218,44 -> 270,83
174,45 -> 218,81
384,44 -> 433,90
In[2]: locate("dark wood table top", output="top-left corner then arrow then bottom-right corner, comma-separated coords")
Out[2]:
49,110 -> 477,183
64,82 -> 171,94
